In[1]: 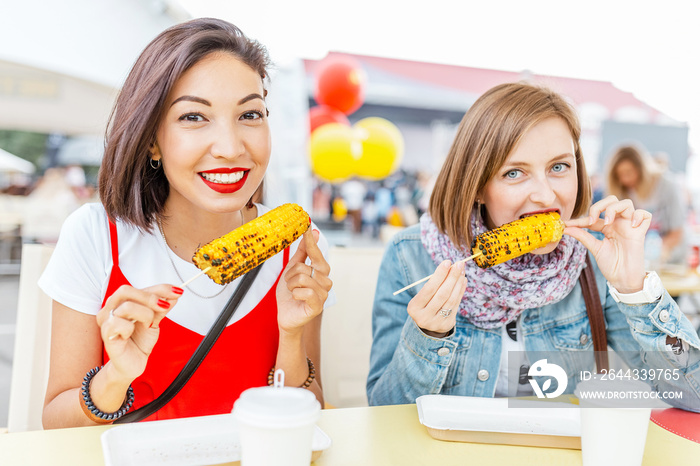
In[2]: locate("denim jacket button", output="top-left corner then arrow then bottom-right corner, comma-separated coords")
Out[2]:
477,369 -> 490,381
580,334 -> 589,345
437,347 -> 450,357
659,309 -> 670,323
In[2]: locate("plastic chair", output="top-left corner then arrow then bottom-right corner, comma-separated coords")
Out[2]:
321,246 -> 384,408
7,243 -> 54,432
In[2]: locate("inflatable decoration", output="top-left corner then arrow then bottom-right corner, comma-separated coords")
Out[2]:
309,105 -> 350,133
353,117 -> 404,180
309,123 -> 360,183
313,56 -> 366,115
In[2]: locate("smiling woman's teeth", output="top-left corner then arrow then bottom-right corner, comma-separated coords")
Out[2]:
201,171 -> 245,184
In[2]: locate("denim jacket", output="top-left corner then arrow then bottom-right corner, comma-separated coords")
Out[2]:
366,224 -> 700,412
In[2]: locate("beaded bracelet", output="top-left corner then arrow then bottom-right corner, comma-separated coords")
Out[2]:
267,358 -> 316,389
79,366 -> 135,424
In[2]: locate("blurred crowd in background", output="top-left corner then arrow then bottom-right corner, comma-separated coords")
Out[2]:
1,139 -> 695,262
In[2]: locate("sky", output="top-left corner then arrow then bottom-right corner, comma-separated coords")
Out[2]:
179,0 -> 700,156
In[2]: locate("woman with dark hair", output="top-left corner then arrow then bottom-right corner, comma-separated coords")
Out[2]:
367,83 -> 700,411
39,18 -> 334,428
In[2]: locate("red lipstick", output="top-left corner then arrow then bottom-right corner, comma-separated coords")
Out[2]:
199,169 -> 249,194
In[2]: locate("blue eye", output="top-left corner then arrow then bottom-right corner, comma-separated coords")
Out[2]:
552,162 -> 570,173
504,169 -> 520,179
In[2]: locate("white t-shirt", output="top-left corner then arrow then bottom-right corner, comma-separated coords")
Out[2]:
38,203 -> 336,336
494,318 -> 534,397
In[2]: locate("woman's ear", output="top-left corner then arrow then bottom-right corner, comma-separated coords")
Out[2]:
149,142 -> 161,160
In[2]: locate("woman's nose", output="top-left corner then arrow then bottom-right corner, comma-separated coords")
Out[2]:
210,123 -> 245,159
529,177 -> 557,206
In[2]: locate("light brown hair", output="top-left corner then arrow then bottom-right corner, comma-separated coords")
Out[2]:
98,18 -> 271,231
605,144 -> 658,201
428,82 -> 590,248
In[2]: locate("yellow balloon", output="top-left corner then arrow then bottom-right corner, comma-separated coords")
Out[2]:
353,117 -> 404,180
332,197 -> 348,222
309,123 -> 361,183
386,206 -> 404,227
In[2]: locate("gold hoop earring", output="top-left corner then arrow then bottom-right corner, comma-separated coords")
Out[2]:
150,158 -> 161,170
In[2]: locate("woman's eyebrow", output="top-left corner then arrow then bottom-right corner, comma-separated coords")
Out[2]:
238,93 -> 264,105
170,95 -> 211,107
169,93 -> 264,107
501,153 -> 575,169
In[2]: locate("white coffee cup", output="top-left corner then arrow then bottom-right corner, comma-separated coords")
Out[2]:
574,377 -> 652,466
232,377 -> 321,466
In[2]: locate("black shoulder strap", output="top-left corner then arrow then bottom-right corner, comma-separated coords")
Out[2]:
114,265 -> 263,423
579,254 -> 609,373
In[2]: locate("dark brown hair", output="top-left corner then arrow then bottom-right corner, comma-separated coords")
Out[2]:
98,18 -> 271,230
429,82 -> 590,248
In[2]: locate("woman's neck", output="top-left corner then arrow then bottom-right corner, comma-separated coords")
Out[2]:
159,203 -> 257,261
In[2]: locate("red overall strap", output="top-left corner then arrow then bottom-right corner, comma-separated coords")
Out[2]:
101,220 -> 129,308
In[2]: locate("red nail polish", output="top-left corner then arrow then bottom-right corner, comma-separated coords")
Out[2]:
172,286 -> 184,295
313,229 -> 319,234
157,299 -> 170,309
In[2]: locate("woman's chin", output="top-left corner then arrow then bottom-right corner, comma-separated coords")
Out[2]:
530,241 -> 560,255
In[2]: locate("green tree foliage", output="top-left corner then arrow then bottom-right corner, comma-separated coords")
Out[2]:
0,130 -> 48,167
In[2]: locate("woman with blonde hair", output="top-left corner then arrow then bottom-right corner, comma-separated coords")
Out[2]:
606,144 -> 686,264
366,82 -> 700,410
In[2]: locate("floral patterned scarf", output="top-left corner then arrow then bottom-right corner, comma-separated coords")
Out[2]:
420,209 -> 588,329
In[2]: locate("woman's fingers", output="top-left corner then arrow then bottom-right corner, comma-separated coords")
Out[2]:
566,197 -> 649,232
410,260 -> 453,310
563,226 -> 601,255
433,274 -> 467,321
407,261 -> 465,335
282,231 -> 333,314
565,216 -> 604,230
286,264 -> 333,293
425,261 -> 465,314
291,286 -> 327,312
304,229 -> 331,277
586,195 -> 620,224
446,274 -> 468,310
98,284 -> 182,338
101,312 -> 136,342
631,209 -> 652,228
601,198 -> 635,225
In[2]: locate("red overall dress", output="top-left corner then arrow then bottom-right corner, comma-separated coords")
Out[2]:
101,221 -> 285,421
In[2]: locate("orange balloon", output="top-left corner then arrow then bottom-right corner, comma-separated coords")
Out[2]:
309,105 -> 350,133
314,56 -> 366,115
309,123 -> 361,183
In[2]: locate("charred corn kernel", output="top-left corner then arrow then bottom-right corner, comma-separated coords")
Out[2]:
471,212 -> 565,268
192,203 -> 311,284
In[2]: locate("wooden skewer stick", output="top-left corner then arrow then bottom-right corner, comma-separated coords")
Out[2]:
392,252 -> 482,296
180,266 -> 213,288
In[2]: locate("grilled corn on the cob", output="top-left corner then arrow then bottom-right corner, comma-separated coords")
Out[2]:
192,203 -> 311,284
472,212 -> 565,268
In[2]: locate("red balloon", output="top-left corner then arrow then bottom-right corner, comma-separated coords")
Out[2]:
309,105 -> 350,133
314,56 -> 366,115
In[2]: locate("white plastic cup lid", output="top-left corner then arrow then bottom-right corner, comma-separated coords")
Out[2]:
232,386 -> 321,428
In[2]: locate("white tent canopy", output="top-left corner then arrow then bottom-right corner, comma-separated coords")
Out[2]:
0,148 -> 35,174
